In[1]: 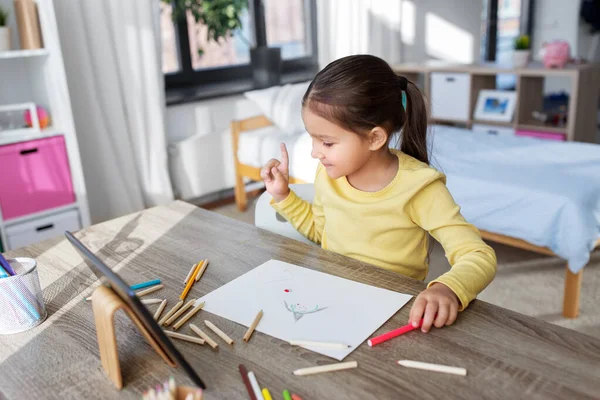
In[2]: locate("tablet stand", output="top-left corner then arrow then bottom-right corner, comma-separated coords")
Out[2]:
91,286 -> 176,389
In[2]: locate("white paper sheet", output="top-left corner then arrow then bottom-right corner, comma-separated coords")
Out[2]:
198,259 -> 412,360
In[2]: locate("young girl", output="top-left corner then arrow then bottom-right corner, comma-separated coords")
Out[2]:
260,55 -> 496,333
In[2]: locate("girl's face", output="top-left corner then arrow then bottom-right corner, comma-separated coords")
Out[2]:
302,107 -> 372,179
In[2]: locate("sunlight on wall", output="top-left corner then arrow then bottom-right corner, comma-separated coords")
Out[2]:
401,0 -> 415,45
425,12 -> 474,63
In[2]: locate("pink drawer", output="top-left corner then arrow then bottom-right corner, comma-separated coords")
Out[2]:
0,136 -> 75,220
516,129 -> 566,141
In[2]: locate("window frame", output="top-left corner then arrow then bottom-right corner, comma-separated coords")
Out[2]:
164,0 -> 318,89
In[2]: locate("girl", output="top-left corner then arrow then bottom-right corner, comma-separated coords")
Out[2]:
260,55 -> 496,333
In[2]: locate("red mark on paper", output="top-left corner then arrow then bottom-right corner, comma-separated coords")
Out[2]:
284,289 -> 291,293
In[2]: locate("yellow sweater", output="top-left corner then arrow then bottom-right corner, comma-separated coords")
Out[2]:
271,150 -> 497,310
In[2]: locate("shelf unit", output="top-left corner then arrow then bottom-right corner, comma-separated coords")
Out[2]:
0,0 -> 90,251
392,61 -> 600,143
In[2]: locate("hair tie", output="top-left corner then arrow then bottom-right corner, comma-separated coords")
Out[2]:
397,76 -> 408,90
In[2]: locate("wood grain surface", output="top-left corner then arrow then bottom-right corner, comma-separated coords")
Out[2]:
0,201 -> 599,400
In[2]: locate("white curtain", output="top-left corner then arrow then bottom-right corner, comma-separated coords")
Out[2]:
53,0 -> 173,223
317,0 -> 404,68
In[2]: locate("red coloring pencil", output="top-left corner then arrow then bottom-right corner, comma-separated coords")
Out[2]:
238,364 -> 257,400
368,319 -> 424,347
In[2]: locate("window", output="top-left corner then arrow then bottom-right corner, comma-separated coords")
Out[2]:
481,0 -> 533,63
161,0 -> 318,90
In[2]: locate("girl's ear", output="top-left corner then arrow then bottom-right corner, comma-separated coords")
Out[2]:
368,126 -> 388,151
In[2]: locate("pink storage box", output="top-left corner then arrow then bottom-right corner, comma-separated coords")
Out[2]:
516,129 -> 566,141
0,135 -> 75,220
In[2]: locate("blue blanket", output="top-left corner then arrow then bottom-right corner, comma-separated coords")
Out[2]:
431,125 -> 600,273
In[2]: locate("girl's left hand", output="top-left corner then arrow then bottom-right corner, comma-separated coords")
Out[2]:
409,283 -> 459,333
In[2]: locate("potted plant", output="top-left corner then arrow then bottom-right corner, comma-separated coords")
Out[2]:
0,5 -> 11,52
166,0 -> 282,89
513,35 -> 530,68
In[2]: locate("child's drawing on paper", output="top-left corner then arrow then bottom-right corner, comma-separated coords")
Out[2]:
284,300 -> 327,322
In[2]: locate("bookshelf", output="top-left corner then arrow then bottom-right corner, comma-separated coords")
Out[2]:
0,0 -> 90,251
392,61 -> 600,143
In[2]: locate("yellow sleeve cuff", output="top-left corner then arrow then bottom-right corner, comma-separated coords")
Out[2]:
270,190 -> 298,212
427,276 -> 470,311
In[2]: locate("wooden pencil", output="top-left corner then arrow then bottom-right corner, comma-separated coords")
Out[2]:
243,310 -> 263,342
165,299 -> 195,326
180,263 -> 202,300
159,299 -> 184,325
292,361 -> 358,376
154,299 -> 167,320
173,301 -> 205,330
184,263 -> 198,284
189,324 -> 219,349
136,284 -> 164,297
142,298 -> 163,305
164,330 -> 205,345
204,320 -> 234,345
194,260 -> 209,282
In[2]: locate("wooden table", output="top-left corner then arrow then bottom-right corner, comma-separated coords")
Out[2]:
1,201 -> 599,399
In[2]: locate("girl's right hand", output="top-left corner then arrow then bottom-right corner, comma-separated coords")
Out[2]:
260,143 -> 290,202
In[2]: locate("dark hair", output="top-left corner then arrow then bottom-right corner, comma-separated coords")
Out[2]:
302,55 -> 429,164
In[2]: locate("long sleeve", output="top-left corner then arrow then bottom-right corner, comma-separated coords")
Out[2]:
270,188 -> 325,244
409,177 -> 497,311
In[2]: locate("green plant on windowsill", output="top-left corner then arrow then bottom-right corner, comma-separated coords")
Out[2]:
163,0 -> 250,57
0,6 -> 9,27
514,35 -> 530,50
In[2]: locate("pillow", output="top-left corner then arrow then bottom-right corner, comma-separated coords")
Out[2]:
244,81 -> 311,135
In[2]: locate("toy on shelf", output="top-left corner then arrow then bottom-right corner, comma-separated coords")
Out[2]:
539,40 -> 572,69
24,105 -> 50,129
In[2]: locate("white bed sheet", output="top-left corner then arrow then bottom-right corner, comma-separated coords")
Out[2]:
238,124 -> 600,272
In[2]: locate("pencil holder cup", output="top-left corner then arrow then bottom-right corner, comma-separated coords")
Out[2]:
0,257 -> 47,334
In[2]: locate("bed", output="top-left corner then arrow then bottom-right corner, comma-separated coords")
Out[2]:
231,116 -> 600,318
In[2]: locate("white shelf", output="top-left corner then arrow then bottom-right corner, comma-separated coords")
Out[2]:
0,127 -> 62,147
0,49 -> 49,60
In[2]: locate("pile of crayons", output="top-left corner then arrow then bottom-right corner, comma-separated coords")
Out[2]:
141,377 -> 203,400
239,364 -> 303,400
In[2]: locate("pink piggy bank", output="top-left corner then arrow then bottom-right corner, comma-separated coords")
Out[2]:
540,41 -> 571,68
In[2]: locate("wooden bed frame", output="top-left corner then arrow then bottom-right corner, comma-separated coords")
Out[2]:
231,115 -> 599,319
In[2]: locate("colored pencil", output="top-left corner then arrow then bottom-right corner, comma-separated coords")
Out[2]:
159,300 -> 184,325
184,263 -> 198,284
367,319 -> 423,347
136,284 -> 164,297
164,331 -> 205,345
180,263 -> 202,300
130,279 -> 161,290
293,361 -> 358,376
291,395 -> 303,400
204,320 -> 234,345
165,299 -> 195,326
172,301 -> 204,330
142,298 -> 163,305
261,388 -> 273,400
243,309 -> 263,342
154,299 -> 168,320
190,324 -> 218,349
194,260 -> 209,282
0,254 -> 16,276
289,340 -> 350,349
247,371 -> 264,400
282,390 -> 292,400
397,360 -> 467,376
238,364 -> 258,400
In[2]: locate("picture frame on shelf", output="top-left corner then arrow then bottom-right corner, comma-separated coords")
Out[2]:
473,90 -> 517,123
0,102 -> 40,136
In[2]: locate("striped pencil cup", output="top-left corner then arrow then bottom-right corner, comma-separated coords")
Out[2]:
0,257 -> 47,334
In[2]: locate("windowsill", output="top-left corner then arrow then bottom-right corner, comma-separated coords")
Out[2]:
165,69 -> 317,106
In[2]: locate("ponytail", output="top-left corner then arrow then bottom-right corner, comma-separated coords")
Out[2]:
399,78 -> 429,165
